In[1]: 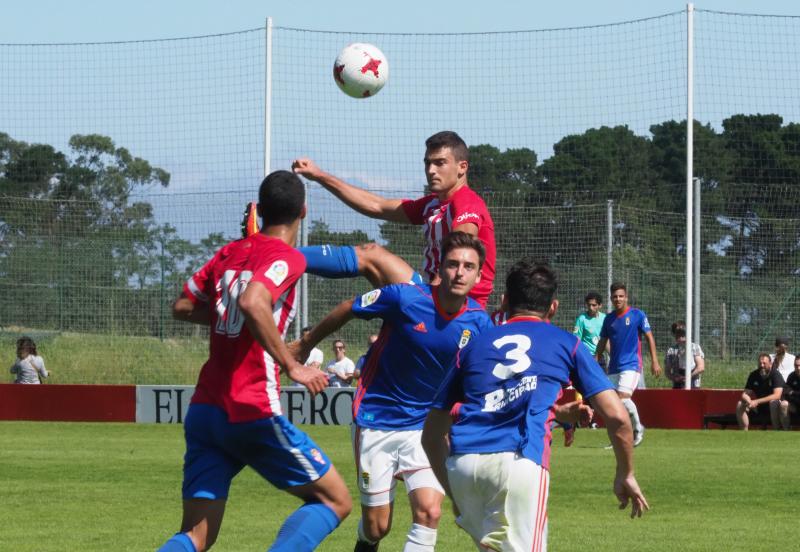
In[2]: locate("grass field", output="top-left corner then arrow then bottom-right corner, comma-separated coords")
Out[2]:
1,422 -> 796,551
2,329 -> 756,389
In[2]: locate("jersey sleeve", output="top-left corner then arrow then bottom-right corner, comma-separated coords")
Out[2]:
771,370 -> 786,387
569,338 -> 615,399
450,190 -> 487,230
744,371 -> 758,391
640,311 -> 652,333
250,248 -> 306,301
430,349 -> 465,411
183,250 -> 221,304
400,195 -> 433,225
351,284 -> 403,320
599,315 -> 611,339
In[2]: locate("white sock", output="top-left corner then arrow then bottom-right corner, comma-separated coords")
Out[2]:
403,523 -> 437,551
621,398 -> 643,432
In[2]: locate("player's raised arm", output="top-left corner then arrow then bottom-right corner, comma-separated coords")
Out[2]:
292,158 -> 410,223
589,389 -> 650,518
238,280 -> 328,395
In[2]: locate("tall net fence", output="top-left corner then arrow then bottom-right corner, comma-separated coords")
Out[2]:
1,10 -> 799,386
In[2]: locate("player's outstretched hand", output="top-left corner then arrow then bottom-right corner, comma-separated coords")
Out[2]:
614,474 -> 650,519
287,362 -> 328,395
292,158 -> 323,181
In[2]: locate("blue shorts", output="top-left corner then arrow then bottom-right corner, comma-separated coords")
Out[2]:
182,403 -> 332,500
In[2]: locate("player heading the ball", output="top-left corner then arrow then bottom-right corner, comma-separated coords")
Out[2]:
289,130 -> 497,307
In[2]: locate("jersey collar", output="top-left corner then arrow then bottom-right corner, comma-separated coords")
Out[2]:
507,315 -> 549,324
615,306 -> 631,317
432,285 -> 468,320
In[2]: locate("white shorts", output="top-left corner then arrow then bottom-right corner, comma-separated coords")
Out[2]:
351,425 -> 444,506
447,452 -> 550,552
608,370 -> 641,395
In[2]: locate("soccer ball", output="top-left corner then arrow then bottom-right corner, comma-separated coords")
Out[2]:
333,43 -> 389,98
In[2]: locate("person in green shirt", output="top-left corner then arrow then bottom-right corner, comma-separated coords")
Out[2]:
573,291 -> 607,368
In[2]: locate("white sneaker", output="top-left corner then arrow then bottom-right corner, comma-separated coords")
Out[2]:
633,425 -> 645,447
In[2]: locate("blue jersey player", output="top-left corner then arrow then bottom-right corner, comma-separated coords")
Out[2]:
595,282 -> 662,446
294,232 -> 492,552
422,260 -> 649,552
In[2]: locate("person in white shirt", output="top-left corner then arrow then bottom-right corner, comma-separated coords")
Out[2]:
770,336 -> 795,382
11,336 -> 48,384
326,339 -> 356,387
302,326 -> 324,370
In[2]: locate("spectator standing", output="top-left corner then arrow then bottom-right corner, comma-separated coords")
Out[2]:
326,339 -> 356,387
664,321 -> 705,389
11,336 -> 48,384
736,353 -> 784,430
773,356 -> 800,430
770,336 -> 795,382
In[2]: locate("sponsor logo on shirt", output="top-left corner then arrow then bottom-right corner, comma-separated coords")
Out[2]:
482,375 -> 538,412
265,260 -> 289,286
361,289 -> 381,307
413,322 -> 427,333
458,329 -> 472,349
454,212 -> 480,225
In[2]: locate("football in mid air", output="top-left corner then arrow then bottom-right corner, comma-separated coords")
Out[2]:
333,43 -> 388,98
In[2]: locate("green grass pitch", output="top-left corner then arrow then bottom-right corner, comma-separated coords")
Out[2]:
1,422 -> 795,551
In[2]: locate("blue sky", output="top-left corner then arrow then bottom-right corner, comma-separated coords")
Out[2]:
4,1 -> 798,42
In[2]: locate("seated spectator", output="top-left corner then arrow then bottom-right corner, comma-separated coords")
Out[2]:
773,356 -> 800,430
664,321 -> 705,389
736,353 -> 784,430
353,333 -> 378,381
10,336 -> 48,384
325,339 -> 355,387
301,326 -> 324,370
770,336 -> 795,381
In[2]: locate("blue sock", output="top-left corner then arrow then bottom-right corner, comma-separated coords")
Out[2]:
269,502 -> 341,551
298,245 -> 359,278
157,533 -> 196,552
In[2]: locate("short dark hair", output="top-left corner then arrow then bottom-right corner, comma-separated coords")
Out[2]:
258,170 -> 305,226
585,291 -> 602,304
775,336 -> 790,347
610,282 -> 627,294
505,259 -> 558,315
758,353 -> 771,363
440,231 -> 486,269
16,336 -> 37,356
425,131 -> 469,162
301,326 -> 313,334
671,321 -> 686,337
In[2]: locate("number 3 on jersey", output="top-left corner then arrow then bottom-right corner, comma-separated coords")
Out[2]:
215,270 -> 253,337
492,334 -> 532,379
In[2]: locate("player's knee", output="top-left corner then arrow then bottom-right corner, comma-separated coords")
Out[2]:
412,502 -> 442,527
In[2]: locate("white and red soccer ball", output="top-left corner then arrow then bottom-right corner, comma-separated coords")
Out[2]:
333,43 -> 388,99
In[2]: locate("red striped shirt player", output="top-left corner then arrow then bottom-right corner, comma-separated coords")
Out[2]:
157,171 -> 351,552
286,131 -> 496,307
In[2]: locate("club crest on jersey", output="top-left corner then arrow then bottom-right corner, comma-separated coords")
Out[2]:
265,260 -> 289,286
458,329 -> 472,349
625,317 -> 630,326
361,471 -> 370,488
413,322 -> 427,333
310,448 -> 326,465
361,289 -> 381,307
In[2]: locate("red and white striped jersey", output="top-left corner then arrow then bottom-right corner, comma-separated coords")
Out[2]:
401,185 -> 496,307
183,233 -> 305,422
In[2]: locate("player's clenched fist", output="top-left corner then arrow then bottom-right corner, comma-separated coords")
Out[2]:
292,157 -> 324,181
